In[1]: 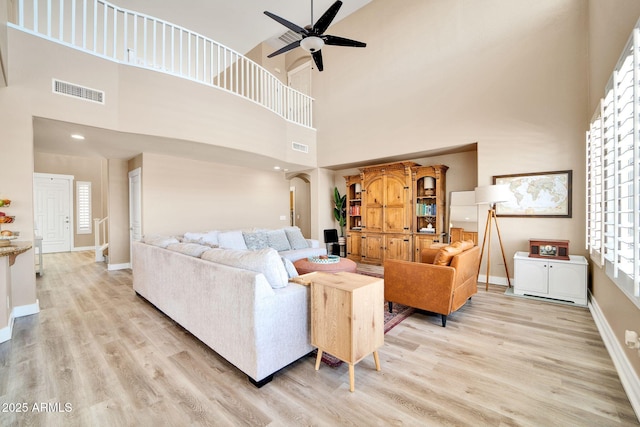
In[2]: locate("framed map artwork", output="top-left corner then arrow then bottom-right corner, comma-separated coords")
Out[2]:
493,170 -> 572,218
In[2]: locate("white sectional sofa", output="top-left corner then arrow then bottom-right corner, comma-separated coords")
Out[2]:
132,227 -> 326,386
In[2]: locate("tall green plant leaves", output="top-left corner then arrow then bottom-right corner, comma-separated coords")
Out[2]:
333,187 -> 347,235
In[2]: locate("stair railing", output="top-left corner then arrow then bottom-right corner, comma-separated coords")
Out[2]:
11,0 -> 313,128
94,216 -> 108,262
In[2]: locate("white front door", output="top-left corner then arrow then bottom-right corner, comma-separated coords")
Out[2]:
34,173 -> 74,253
128,168 -> 142,260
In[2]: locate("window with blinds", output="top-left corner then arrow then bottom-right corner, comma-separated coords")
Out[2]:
586,24 -> 640,299
76,181 -> 92,235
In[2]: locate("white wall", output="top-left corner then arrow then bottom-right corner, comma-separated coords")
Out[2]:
141,153 -> 292,235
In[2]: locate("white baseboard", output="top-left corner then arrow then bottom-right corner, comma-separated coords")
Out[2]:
13,300 -> 40,317
72,246 -> 95,252
0,300 -> 38,344
477,274 -> 511,287
108,262 -> 131,271
0,312 -> 15,343
590,292 -> 640,421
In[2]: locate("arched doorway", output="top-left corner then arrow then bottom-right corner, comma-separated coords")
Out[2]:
289,173 -> 311,238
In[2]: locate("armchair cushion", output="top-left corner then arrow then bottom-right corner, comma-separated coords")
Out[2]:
433,245 -> 463,266
423,240 -> 476,265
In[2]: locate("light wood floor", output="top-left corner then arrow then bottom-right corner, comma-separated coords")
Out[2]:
0,251 -> 637,426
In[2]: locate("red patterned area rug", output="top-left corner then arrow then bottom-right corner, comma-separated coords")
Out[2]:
313,302 -> 415,368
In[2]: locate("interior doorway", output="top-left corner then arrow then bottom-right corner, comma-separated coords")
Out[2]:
289,175 -> 311,238
288,61 -> 312,96
33,173 -> 74,253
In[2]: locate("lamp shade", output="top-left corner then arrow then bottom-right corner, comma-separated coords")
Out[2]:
474,184 -> 510,205
355,183 -> 361,193
423,176 -> 436,190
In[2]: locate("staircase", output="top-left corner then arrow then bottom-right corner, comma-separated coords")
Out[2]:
94,217 -> 108,262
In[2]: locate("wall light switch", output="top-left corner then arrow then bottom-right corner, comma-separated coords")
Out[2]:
279,215 -> 287,221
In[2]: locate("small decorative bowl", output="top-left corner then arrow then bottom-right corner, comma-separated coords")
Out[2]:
308,255 -> 340,264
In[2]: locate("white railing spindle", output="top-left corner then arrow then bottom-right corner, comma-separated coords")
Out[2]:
71,0 -> 76,44
82,0 -> 86,49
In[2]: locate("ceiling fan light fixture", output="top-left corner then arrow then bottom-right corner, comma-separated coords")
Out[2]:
300,36 -> 324,52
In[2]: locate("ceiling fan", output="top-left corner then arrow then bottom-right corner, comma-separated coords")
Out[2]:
264,0 -> 366,71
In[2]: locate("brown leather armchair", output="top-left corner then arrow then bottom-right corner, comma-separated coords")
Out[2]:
384,243 -> 480,327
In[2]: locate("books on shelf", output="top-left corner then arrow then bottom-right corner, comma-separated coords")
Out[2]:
348,205 -> 361,216
416,203 -> 436,217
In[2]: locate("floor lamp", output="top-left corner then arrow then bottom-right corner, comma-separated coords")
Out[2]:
475,185 -> 512,291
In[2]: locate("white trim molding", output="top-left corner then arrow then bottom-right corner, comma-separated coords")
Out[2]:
108,263 -> 131,271
13,300 -> 40,318
0,312 -> 15,343
590,293 -> 640,420
0,300 -> 40,343
477,274 -> 511,287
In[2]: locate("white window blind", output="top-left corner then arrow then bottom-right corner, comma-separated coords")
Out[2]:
586,24 -> 640,298
586,105 -> 603,265
76,181 -> 92,235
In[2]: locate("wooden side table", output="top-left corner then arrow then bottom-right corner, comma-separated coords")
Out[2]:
307,271 -> 384,392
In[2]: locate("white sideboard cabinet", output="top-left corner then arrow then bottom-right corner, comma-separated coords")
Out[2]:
513,251 -> 587,306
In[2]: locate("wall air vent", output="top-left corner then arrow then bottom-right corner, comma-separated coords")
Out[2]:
52,79 -> 105,104
278,30 -> 302,46
292,142 -> 309,153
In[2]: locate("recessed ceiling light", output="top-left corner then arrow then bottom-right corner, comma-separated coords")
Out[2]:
273,166 -> 281,170
71,134 -> 85,140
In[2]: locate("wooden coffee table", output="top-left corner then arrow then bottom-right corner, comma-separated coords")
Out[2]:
293,256 -> 357,275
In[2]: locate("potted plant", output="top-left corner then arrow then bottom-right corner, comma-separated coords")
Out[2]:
333,187 -> 347,241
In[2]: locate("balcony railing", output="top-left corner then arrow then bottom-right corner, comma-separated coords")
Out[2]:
10,0 -> 313,128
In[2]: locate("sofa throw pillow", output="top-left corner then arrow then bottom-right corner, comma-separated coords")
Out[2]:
281,256 -> 299,279
433,245 -> 463,266
267,229 -> 291,251
284,227 -> 309,250
183,232 -> 206,244
218,230 -> 248,250
201,231 -> 220,247
202,248 -> 289,289
243,230 -> 269,250
166,242 -> 210,258
143,234 -> 180,248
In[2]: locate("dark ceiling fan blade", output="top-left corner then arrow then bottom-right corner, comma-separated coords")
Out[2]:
312,50 -> 324,72
264,11 -> 309,35
324,35 -> 366,48
267,40 -> 302,58
313,0 -> 342,35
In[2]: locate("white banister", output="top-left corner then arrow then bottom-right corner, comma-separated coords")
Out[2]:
94,216 -> 108,262
10,0 -> 314,128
